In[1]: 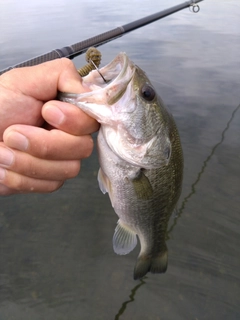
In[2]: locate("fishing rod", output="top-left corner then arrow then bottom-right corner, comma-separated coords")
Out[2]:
0,0 -> 203,75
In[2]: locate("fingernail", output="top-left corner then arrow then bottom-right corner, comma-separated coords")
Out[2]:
0,167 -> 6,181
0,147 -> 14,167
44,105 -> 65,126
5,132 -> 29,151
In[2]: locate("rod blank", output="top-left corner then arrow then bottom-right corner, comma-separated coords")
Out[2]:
0,0 -> 203,75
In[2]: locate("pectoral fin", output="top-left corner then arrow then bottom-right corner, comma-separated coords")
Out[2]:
98,168 -> 115,207
113,220 -> 137,255
130,170 -> 153,200
98,168 -> 109,194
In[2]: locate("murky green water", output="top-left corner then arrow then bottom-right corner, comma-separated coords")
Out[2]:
0,0 -> 239,319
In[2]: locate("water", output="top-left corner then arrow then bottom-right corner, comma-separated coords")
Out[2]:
0,0 -> 240,319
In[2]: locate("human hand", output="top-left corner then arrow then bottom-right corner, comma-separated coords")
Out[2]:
0,58 -> 99,195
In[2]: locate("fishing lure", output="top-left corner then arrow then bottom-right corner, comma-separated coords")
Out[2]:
77,47 -> 102,76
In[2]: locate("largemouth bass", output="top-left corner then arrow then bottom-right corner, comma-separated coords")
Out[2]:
58,53 -> 183,280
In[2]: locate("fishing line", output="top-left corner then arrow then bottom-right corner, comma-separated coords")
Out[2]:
167,103 -> 240,236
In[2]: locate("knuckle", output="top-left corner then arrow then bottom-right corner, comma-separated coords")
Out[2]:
14,153 -> 41,178
15,177 -> 27,191
40,142 -> 52,159
7,174 -> 25,191
24,159 -> 38,177
60,57 -> 75,69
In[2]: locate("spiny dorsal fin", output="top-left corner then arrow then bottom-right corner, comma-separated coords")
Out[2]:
113,220 -> 137,255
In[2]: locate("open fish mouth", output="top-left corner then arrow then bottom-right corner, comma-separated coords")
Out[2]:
89,52 -> 131,86
59,52 -> 134,99
58,52 -> 136,119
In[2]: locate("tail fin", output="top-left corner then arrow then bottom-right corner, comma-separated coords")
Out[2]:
133,250 -> 168,280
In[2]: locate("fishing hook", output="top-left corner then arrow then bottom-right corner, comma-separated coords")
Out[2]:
89,58 -> 109,83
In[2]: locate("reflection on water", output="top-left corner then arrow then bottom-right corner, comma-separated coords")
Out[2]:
169,103 -> 240,234
114,277 -> 146,320
0,0 -> 240,319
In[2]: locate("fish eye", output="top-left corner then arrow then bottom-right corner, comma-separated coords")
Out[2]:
140,84 -> 156,101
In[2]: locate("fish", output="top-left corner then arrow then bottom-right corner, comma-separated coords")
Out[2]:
58,53 -> 183,280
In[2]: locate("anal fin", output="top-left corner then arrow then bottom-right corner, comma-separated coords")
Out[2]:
113,220 -> 137,255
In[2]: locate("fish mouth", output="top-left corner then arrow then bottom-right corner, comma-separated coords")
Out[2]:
88,52 -> 131,87
57,52 -> 136,124
59,52 -> 135,99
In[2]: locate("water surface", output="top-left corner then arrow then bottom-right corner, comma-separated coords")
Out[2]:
0,0 -> 240,319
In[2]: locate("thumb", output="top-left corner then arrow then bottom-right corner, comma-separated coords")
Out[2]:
1,58 -> 89,101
